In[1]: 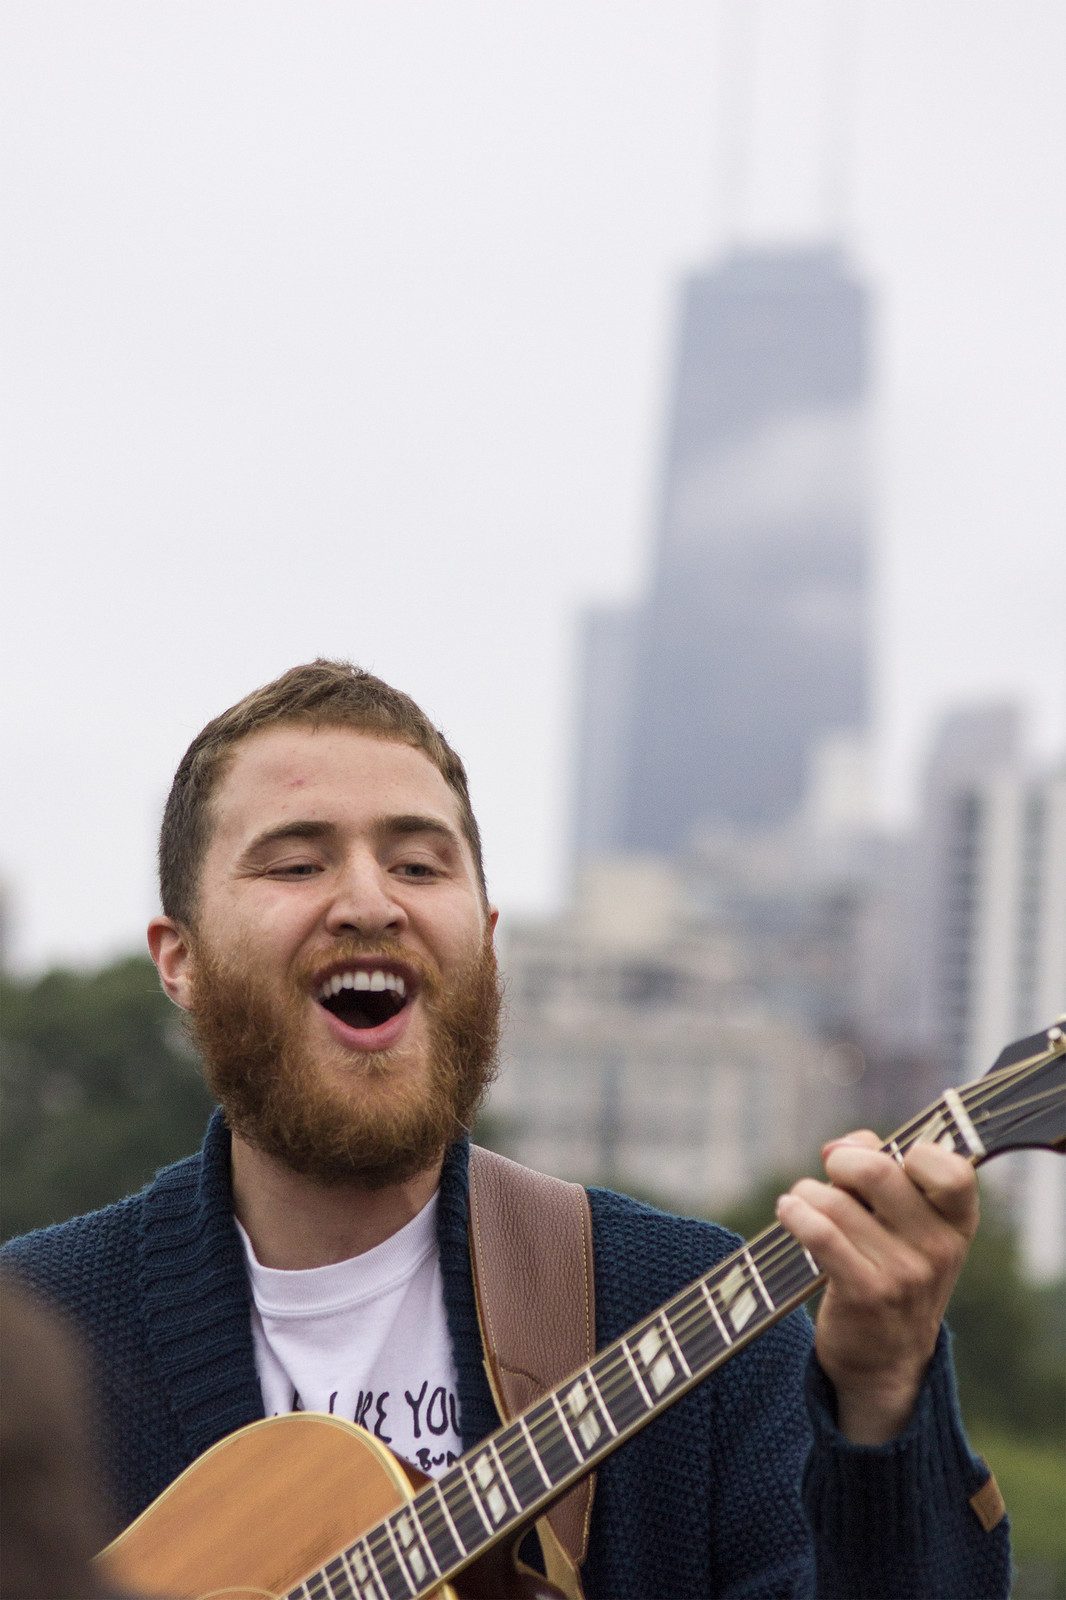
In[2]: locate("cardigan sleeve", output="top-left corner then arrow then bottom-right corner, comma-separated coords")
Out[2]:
802,1326 -> 1012,1600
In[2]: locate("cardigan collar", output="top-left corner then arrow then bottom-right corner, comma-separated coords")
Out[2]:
136,1109 -> 496,1464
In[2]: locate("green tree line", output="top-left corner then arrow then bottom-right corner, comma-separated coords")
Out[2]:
2,956 -> 1063,1595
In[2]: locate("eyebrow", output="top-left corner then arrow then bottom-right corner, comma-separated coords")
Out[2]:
376,814 -> 462,850
241,820 -> 336,857
241,814 -> 461,858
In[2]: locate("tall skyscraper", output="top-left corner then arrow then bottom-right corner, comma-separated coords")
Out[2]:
573,245 -> 871,859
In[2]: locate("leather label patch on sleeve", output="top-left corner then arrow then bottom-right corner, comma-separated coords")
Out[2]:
969,1471 -> 1007,1532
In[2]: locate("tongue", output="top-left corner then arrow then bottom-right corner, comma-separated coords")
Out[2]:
322,989 -> 405,1030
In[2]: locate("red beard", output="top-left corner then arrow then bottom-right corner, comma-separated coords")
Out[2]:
186,932 -> 501,1188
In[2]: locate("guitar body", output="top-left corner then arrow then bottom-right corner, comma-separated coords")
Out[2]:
97,1413 -> 458,1600
97,1414 -> 563,1600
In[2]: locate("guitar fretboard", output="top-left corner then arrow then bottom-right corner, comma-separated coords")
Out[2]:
285,1041 -> 1061,1600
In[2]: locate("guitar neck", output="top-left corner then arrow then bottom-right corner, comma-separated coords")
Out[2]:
287,1030 -> 1065,1600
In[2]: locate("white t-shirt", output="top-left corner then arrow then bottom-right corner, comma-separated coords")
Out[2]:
238,1193 -> 463,1478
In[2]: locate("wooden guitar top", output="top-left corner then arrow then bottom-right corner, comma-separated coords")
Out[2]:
96,1412 -> 456,1600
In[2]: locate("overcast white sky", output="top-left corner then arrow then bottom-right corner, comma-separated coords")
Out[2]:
2,0 -> 1064,972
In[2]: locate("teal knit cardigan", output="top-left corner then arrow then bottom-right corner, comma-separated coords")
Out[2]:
2,1112 -> 1009,1599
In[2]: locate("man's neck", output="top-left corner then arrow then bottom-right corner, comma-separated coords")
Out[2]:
230,1134 -> 445,1269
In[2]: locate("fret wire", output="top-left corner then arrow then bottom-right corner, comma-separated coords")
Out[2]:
356,1536 -> 388,1600
660,1309 -> 692,1377
488,1436 -> 525,1515
387,1504 -> 441,1588
744,1249 -> 776,1313
440,1464 -> 492,1557
585,1364 -> 620,1433
609,1337 -> 657,1407
427,1479 -> 466,1562
620,1337 -> 654,1407
384,1491 -> 446,1563
528,1392 -> 587,1485
549,1389 -> 584,1461
410,1474 -> 458,1532
591,1343 -> 649,1432
325,1554 -> 357,1600
334,1548 -> 363,1600
365,1527 -> 406,1600
496,1418 -> 553,1514
700,1277 -> 733,1345
458,1457 -> 496,1537
407,1512 -> 441,1582
518,1414 -> 553,1489
336,1540 -> 369,1600
382,1520 -> 415,1598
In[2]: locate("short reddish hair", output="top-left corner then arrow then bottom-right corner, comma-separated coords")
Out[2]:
158,659 -> 486,925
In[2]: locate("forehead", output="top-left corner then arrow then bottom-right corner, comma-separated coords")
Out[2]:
209,725 -> 464,846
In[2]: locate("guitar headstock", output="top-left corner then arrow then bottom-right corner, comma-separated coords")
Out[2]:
968,1017 -> 1066,1160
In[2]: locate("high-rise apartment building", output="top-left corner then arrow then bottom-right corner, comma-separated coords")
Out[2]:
910,706 -> 1066,1278
573,246 -> 871,861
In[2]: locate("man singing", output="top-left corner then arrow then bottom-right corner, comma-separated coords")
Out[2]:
3,659 -> 1010,1598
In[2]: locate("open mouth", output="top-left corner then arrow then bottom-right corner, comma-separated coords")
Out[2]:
315,966 -> 414,1031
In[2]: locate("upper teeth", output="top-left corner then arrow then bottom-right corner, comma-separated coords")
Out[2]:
318,969 -> 406,1000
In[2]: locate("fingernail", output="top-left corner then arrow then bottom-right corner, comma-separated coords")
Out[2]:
822,1135 -> 860,1154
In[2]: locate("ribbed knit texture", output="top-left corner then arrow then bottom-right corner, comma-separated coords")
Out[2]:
3,1115 -> 1010,1598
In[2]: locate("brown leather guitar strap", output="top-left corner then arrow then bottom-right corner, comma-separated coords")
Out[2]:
467,1144 -> 596,1600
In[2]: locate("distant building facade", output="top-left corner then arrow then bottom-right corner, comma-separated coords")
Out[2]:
903,707 -> 1066,1279
492,857 -> 851,1216
573,246 -> 871,862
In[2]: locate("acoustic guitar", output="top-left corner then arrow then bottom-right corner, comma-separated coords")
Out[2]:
97,1020 -> 1066,1600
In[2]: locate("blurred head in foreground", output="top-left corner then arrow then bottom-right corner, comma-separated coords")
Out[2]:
0,1273 -> 106,1599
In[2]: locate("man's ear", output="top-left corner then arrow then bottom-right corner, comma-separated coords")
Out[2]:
147,916 -> 195,1010
487,903 -> 500,939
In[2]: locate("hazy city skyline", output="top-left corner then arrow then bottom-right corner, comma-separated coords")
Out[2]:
2,0 -> 1064,970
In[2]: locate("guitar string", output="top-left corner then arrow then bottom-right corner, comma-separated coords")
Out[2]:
310,1053 -> 1064,1598
393,1062 -> 1066,1551
315,1057 -> 1066,1599
337,1062 -> 1066,1600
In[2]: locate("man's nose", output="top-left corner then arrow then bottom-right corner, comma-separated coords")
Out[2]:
323,856 -> 408,939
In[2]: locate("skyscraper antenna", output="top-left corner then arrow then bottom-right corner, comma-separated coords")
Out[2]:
715,0 -> 759,250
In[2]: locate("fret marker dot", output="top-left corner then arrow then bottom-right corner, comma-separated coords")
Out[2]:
578,1411 -> 602,1449
408,1547 -> 426,1582
637,1327 -> 662,1367
487,1484 -> 508,1523
649,1351 -> 675,1394
728,1288 -> 758,1333
719,1264 -> 747,1305
474,1452 -> 494,1489
566,1381 -> 588,1417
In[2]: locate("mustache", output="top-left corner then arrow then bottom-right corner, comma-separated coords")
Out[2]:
291,938 -> 444,997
